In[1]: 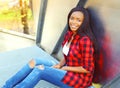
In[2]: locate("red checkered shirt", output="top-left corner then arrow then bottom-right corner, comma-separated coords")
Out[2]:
62,30 -> 95,88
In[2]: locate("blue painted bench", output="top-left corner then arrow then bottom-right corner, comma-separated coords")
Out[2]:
0,45 -> 59,88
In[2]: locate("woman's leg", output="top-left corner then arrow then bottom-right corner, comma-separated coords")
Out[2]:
2,58 -> 58,88
14,66 -> 72,88
14,67 -> 42,88
40,66 -> 72,88
33,57 -> 59,66
2,64 -> 32,88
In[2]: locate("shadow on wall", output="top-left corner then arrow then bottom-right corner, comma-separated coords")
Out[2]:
87,7 -> 117,85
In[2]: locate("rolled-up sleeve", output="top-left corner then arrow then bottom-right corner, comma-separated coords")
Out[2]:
80,37 -> 94,73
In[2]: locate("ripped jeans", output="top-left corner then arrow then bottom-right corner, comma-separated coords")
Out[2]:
2,58 -> 72,88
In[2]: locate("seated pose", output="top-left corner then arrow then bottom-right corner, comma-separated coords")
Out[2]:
2,6 -> 97,88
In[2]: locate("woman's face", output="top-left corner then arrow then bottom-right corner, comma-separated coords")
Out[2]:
69,11 -> 84,33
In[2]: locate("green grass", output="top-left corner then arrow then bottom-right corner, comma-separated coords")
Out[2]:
0,7 -> 34,35
0,7 -> 33,21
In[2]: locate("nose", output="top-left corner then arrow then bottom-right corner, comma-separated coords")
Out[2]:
71,19 -> 77,25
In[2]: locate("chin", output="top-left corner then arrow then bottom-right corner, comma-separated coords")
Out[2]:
71,29 -> 76,32
71,30 -> 77,33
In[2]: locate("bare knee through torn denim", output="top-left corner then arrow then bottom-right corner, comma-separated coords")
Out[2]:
2,58 -> 72,88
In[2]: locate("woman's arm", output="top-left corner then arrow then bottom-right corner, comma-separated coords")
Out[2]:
53,59 -> 89,73
61,66 -> 90,73
53,58 -> 66,69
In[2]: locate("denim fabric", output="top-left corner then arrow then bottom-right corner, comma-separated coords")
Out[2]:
2,58 -> 72,88
88,86 -> 95,88
2,64 -> 32,88
40,66 -> 72,88
15,66 -> 72,88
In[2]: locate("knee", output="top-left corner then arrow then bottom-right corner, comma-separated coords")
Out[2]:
28,59 -> 36,68
37,65 -> 45,70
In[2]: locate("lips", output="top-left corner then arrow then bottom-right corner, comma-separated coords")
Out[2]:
70,25 -> 78,29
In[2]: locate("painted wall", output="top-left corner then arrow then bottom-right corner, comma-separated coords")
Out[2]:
85,0 -> 120,85
40,0 -> 78,53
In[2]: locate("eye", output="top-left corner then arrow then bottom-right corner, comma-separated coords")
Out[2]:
70,16 -> 74,20
77,19 -> 81,22
78,20 -> 81,22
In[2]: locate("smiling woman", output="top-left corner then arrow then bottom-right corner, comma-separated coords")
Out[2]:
69,11 -> 84,33
2,6 -> 97,88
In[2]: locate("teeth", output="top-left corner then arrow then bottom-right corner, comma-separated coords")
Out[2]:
71,26 -> 77,28
72,26 -> 76,27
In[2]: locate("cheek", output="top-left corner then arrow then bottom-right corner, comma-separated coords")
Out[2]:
69,19 -> 72,25
77,22 -> 82,28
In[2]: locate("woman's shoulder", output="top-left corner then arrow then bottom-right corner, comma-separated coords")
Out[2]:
79,35 -> 91,42
81,36 -> 90,39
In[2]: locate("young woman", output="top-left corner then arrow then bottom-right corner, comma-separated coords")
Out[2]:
3,7 -> 97,88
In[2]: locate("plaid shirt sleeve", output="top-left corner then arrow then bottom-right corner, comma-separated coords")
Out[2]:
80,36 -> 94,73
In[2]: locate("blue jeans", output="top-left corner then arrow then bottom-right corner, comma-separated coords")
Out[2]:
2,58 -> 72,88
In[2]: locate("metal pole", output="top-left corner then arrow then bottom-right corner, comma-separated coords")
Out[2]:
76,0 -> 88,7
36,0 -> 48,45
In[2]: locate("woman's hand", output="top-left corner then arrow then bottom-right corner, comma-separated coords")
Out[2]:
60,66 -> 67,70
52,58 -> 66,69
52,64 -> 61,69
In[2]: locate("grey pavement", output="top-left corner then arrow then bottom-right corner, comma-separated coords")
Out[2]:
0,31 -> 35,52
